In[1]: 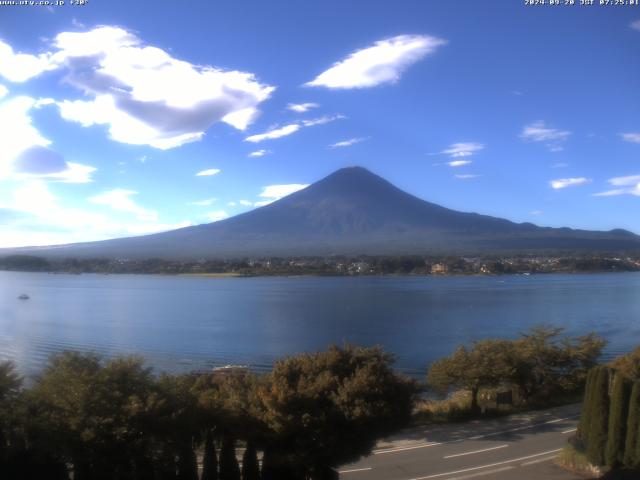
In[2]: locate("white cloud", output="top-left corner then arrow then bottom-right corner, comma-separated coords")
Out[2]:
631,20 -> 640,31
550,177 -> 591,189
0,96 -> 51,178
0,181 -> 189,247
530,210 -> 543,216
248,149 -> 270,157
620,132 -> 640,144
330,137 -> 367,148
206,210 -> 229,222
260,184 -> 308,199
14,160 -> 96,184
245,124 -> 300,143
454,174 -> 480,179
34,97 -> 55,108
441,142 -> 484,158
520,121 -> 571,151
609,175 -> 640,186
0,41 -> 54,82
196,168 -> 221,177
447,160 -> 472,167
89,189 -> 157,221
306,34 -> 446,89
301,114 -> 345,127
257,184 -> 308,206
188,197 -> 217,206
0,84 -> 7,99
0,96 -> 95,182
287,102 -> 319,113
227,201 -> 237,207
245,114 -> 344,143
1,26 -> 275,149
594,174 -> 640,197
239,199 -> 252,206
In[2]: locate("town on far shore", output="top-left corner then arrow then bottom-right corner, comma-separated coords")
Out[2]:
1,253 -> 640,276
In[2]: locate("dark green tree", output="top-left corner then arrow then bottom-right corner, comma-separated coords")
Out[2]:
511,327 -> 604,402
156,373 -> 203,480
29,352 -> 166,480
587,366 -> 610,466
0,361 -> 21,459
427,339 -> 513,414
259,345 -> 418,477
611,347 -> 640,381
606,373 -> 632,467
577,367 -> 596,445
219,436 -> 241,480
201,430 -> 219,480
177,444 -> 198,480
241,442 -> 260,480
624,381 -> 640,469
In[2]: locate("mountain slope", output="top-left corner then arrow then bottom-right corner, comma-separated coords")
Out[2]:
4,167 -> 640,258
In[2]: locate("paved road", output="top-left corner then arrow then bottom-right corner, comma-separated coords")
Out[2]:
339,404 -> 584,480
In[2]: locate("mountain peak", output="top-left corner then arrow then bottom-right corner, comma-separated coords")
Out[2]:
3,167 -> 639,259
302,166 -> 396,199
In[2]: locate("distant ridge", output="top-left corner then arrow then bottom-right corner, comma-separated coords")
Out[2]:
3,166 -> 640,259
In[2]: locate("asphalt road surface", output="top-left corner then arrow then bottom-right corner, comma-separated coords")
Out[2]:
339,404 -> 584,480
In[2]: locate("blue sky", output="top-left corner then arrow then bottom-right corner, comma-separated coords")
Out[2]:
0,0 -> 639,247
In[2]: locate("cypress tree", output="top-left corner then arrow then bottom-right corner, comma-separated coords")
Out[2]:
241,442 -> 260,480
587,366 -> 610,466
606,373 -> 631,467
202,430 -> 219,480
177,445 -> 198,480
578,368 -> 596,446
219,436 -> 241,480
260,449 -> 276,480
625,381 -> 640,469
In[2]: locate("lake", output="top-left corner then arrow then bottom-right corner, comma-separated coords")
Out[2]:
1,271 -> 639,377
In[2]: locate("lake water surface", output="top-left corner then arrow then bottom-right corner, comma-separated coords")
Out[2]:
1,271 -> 639,377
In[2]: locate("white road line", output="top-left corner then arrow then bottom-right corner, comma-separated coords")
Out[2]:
374,442 -> 442,455
467,415 -> 579,440
446,466 -> 515,480
409,448 -> 563,480
338,467 -> 373,474
372,414 -> 578,456
562,428 -> 577,434
520,455 -> 558,467
444,444 -> 509,459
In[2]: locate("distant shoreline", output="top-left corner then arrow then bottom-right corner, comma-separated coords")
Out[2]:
2,269 -> 640,279
1,253 -> 639,277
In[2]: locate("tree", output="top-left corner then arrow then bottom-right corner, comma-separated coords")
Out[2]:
241,442 -> 260,480
219,436 -> 241,480
587,366 -> 610,466
624,381 -> 640,469
428,327 -> 605,413
606,373 -> 631,467
258,345 -> 418,477
0,361 -> 27,478
177,445 -> 198,480
611,347 -> 640,381
577,368 -> 596,445
0,361 -> 21,450
427,340 -> 514,414
28,352 -> 168,480
155,373 -> 203,480
511,327 -> 604,403
201,430 -> 219,480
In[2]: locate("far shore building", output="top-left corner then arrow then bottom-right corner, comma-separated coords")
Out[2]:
431,263 -> 447,274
